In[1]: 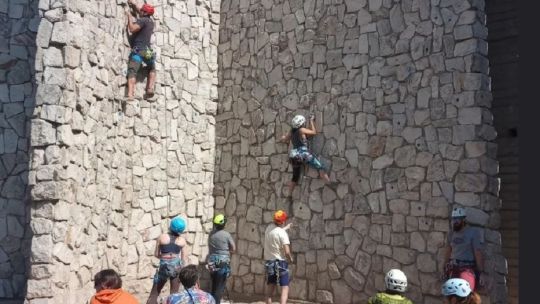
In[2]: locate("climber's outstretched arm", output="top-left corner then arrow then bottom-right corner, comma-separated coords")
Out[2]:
301,116 -> 317,136
128,0 -> 143,12
125,10 -> 142,33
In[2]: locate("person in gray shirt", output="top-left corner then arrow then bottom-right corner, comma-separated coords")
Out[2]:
207,214 -> 236,304
442,207 -> 486,291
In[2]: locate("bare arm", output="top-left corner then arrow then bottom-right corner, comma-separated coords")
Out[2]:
229,239 -> 236,254
154,239 -> 161,258
300,117 -> 317,136
279,132 -> 291,143
180,238 -> 189,263
283,244 -> 293,263
442,244 -> 452,271
474,249 -> 484,272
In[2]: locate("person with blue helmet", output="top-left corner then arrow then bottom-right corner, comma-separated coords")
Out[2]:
146,216 -> 189,304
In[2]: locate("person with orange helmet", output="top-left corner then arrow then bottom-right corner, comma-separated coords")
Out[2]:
263,210 -> 293,304
125,0 -> 157,101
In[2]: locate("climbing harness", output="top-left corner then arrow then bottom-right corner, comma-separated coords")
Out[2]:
264,259 -> 289,283
208,255 -> 231,278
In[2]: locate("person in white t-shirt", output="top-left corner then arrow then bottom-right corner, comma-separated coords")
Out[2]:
263,210 -> 293,304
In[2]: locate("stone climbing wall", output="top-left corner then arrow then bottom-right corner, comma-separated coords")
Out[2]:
485,0 -> 518,303
24,0 -> 219,303
0,0 -> 38,299
215,0 -> 508,303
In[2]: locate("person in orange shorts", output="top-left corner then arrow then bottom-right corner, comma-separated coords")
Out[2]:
90,269 -> 139,304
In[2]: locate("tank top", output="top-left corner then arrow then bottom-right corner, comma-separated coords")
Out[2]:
291,128 -> 307,149
159,234 -> 181,254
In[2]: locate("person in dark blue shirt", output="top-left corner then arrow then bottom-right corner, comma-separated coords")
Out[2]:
125,0 -> 156,101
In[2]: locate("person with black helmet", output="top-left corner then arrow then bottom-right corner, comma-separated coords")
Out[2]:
279,114 -> 330,197
125,0 -> 156,101
207,214 -> 236,304
146,216 -> 189,304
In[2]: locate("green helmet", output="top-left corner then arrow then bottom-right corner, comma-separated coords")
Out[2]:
213,214 -> 226,225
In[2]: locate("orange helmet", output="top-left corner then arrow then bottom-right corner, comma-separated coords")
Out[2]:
141,3 -> 155,15
273,210 -> 288,224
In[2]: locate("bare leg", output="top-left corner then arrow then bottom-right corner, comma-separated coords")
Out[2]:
319,171 -> 330,182
127,76 -> 136,99
146,70 -> 156,96
146,279 -> 167,304
266,284 -> 276,304
280,286 -> 289,304
286,181 -> 296,197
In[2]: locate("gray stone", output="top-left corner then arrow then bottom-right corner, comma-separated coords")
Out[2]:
455,173 -> 487,192
395,145 -> 416,167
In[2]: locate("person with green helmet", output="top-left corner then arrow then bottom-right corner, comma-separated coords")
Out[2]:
146,216 -> 189,304
206,214 -> 236,304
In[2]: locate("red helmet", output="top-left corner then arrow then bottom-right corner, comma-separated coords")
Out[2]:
141,3 -> 155,15
274,210 -> 288,224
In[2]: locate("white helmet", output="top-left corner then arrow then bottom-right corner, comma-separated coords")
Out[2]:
291,115 -> 306,129
442,278 -> 472,297
385,269 -> 407,292
451,207 -> 466,218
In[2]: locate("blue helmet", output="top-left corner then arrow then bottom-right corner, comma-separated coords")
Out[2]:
170,216 -> 186,234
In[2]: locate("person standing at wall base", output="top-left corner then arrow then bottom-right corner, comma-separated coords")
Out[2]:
263,210 -> 293,304
207,214 -> 236,304
146,216 -> 189,304
367,269 -> 413,304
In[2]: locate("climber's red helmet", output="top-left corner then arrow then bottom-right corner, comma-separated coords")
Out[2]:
141,3 -> 155,15
273,210 -> 288,225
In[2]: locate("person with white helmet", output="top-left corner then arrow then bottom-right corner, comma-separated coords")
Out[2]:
367,269 -> 413,304
147,216 -> 189,304
207,214 -> 236,304
442,207 -> 486,292
279,113 -> 330,197
441,278 -> 482,304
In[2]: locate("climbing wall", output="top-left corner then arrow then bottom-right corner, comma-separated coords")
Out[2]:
0,0 -> 37,298
214,0 -> 508,303
24,0 -> 220,302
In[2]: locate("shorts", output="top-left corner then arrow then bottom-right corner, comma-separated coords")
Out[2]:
153,257 -> 182,285
127,47 -> 156,78
265,260 -> 289,286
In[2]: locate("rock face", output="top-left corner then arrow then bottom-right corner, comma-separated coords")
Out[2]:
1,0 -> 509,303
3,0 -> 218,302
0,0 -> 35,297
215,0 -> 507,303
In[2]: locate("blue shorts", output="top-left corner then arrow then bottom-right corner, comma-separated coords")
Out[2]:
265,260 -> 289,286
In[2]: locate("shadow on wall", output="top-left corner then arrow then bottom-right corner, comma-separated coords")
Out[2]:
0,0 -> 40,300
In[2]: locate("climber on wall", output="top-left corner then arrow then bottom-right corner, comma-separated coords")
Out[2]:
441,207 -> 486,292
279,113 -> 330,197
146,216 -> 189,304
125,0 -> 156,101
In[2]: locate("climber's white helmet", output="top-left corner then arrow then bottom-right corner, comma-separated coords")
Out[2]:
291,115 -> 306,129
385,269 -> 407,292
452,207 -> 466,218
442,278 -> 472,298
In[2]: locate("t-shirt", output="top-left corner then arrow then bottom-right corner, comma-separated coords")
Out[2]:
264,223 -> 290,261
208,229 -> 235,256
166,288 -> 215,304
367,292 -> 413,304
132,16 -> 154,49
448,226 -> 484,262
